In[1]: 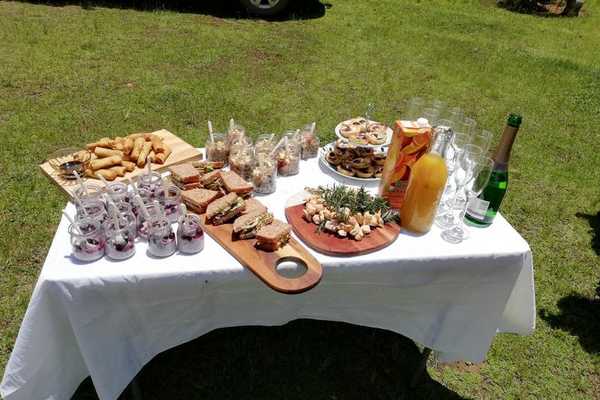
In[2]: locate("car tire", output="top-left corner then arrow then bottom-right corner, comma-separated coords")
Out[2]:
240,0 -> 291,16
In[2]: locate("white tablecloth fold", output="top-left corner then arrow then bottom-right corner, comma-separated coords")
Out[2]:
1,156 -> 535,400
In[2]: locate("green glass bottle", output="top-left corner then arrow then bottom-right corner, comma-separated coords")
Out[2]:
465,113 -> 522,227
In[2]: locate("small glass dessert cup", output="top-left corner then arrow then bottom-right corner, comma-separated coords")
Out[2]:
177,214 -> 204,254
300,125 -> 320,160
254,134 -> 276,158
148,217 -> 177,258
74,183 -> 105,204
227,123 -> 246,145
206,132 -> 230,166
105,181 -> 131,204
137,203 -> 165,239
156,185 -> 181,223
276,141 -> 301,176
76,199 -> 108,226
252,158 -> 277,195
229,135 -> 253,156
69,217 -> 105,262
104,221 -> 136,261
105,204 -> 137,239
229,143 -> 255,182
131,188 -> 153,217
136,172 -> 163,198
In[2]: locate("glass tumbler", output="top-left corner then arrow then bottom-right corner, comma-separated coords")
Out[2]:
206,132 -> 230,165
252,158 -> 277,194
148,217 -> 177,258
136,172 -> 163,198
104,222 -> 136,261
276,140 -> 301,176
137,203 -> 165,239
69,217 -> 105,262
76,199 -> 108,226
156,185 -> 181,223
229,142 -> 255,181
177,214 -> 204,254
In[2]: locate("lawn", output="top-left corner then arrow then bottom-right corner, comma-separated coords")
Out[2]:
1,0 -> 599,398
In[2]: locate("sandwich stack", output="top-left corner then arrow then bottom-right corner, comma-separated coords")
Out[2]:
169,164 -> 201,190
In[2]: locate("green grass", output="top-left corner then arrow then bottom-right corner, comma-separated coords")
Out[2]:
1,0 -> 600,398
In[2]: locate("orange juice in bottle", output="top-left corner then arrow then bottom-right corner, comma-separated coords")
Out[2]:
379,120 -> 432,209
401,126 -> 452,234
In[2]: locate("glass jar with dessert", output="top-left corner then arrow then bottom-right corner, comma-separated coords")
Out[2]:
254,134 -> 276,158
76,199 -> 108,226
74,183 -> 105,204
229,142 -> 255,182
136,203 -> 165,239
148,216 -> 177,258
227,123 -> 246,145
206,132 -> 230,166
104,220 -> 136,261
105,181 -> 131,204
156,184 -> 181,223
136,172 -> 163,198
69,217 -> 105,262
105,204 -> 137,239
276,139 -> 301,176
176,214 -> 204,254
252,158 -> 277,194
300,123 -> 320,160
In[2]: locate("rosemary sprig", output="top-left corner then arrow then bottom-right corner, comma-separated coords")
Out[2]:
306,185 -> 400,224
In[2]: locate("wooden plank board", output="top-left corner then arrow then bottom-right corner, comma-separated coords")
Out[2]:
285,203 -> 401,257
40,129 -> 202,198
198,213 -> 323,294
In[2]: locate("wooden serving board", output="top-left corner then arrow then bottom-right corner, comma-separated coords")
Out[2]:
285,204 -> 402,257
198,214 -> 323,294
40,129 -> 202,198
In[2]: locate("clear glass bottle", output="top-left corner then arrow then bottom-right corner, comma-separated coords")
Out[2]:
148,216 -> 177,258
104,221 -> 136,260
69,217 -> 105,262
156,184 -> 181,223
401,127 -> 452,234
177,214 -> 204,254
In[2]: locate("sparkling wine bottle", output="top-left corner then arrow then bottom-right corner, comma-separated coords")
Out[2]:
465,113 -> 522,227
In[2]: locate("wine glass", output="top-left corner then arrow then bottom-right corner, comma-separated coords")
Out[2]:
435,144 -> 482,229
422,108 -> 440,127
441,156 -> 494,244
471,129 -> 493,156
405,97 -> 424,120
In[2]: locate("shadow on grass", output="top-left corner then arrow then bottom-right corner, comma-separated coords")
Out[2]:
72,320 -> 470,400
539,292 -> 600,355
576,211 -> 600,256
14,0 -> 330,20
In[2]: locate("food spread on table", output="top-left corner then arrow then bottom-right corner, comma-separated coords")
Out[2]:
44,108 -> 523,292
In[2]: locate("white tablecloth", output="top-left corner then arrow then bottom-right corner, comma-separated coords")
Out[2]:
1,156 -> 535,400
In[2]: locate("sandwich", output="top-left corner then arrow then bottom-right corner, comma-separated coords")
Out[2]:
220,170 -> 253,198
169,163 -> 201,190
201,170 -> 223,191
192,160 -> 224,174
255,220 -> 292,252
181,188 -> 222,214
244,198 -> 267,215
205,192 -> 246,225
232,210 -> 274,240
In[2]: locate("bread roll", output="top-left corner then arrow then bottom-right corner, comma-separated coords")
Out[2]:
90,155 -> 122,170
137,141 -> 153,167
94,169 -> 118,181
131,137 -> 145,160
94,147 -> 123,158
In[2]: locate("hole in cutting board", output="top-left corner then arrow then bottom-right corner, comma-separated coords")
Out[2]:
276,257 -> 308,279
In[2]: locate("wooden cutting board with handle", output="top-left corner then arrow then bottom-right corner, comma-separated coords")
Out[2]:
285,203 -> 401,257
198,214 -> 323,294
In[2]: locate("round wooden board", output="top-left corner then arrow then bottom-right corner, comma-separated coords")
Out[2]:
284,204 -> 402,257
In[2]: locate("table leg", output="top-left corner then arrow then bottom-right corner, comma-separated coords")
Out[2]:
410,347 -> 432,388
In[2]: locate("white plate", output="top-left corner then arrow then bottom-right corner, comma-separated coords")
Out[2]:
335,120 -> 393,148
318,143 -> 385,184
